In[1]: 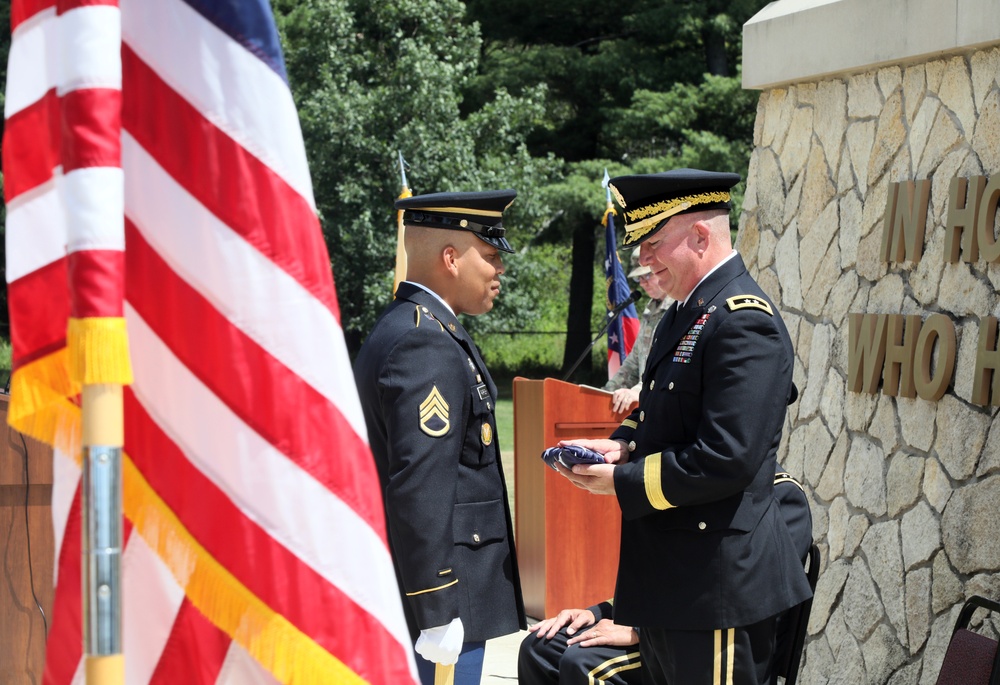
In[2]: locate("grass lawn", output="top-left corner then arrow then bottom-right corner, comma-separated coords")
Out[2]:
495,397 -> 514,458
495,398 -> 517,528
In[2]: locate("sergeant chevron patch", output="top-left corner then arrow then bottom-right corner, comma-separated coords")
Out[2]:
725,295 -> 773,315
419,386 -> 450,437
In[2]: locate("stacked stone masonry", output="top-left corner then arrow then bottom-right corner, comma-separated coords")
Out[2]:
737,46 -> 1000,684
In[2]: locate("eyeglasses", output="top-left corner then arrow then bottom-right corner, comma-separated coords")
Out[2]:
636,273 -> 654,282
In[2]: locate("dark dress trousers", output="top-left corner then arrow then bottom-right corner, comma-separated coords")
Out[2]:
610,254 -> 812,631
516,467 -> 813,685
353,282 -> 525,643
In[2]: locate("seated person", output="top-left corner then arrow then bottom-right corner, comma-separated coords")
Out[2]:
603,248 -> 671,414
517,467 -> 813,685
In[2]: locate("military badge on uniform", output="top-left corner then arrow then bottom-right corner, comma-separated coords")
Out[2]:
481,422 -> 493,445
725,295 -> 773,315
414,305 -> 444,331
419,386 -> 450,437
672,312 -> 712,363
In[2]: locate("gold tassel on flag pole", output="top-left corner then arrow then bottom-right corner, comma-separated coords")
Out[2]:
394,151 -> 412,294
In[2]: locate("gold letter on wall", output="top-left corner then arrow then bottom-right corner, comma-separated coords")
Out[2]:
882,314 -> 921,398
945,176 -> 984,263
849,313 -> 888,394
977,176 -> 1000,263
913,313 -> 957,401
973,316 -> 1000,406
880,180 -> 931,263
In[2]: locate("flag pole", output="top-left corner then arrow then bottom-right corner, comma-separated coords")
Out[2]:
602,167 -> 614,219
394,152 -> 412,293
82,383 -> 125,685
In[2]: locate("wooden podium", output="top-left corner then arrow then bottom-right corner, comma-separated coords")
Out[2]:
513,377 -> 633,619
0,393 -> 54,683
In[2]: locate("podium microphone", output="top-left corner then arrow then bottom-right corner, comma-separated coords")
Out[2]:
562,290 -> 642,382
608,289 -> 642,317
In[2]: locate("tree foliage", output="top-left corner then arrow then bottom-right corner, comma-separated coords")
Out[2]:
0,0 -> 769,376
463,0 -> 768,373
273,0 -> 559,352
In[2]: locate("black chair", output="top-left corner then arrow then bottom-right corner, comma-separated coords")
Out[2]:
934,595 -> 1000,685
773,543 -> 821,685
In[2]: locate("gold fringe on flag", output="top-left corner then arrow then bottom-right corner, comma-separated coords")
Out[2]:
122,455 -> 367,685
7,348 -> 82,449
67,317 -> 134,386
601,204 -> 617,228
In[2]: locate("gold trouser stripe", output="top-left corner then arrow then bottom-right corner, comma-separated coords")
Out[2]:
587,651 -> 641,685
643,453 -> 673,510
714,630 -> 722,685
434,663 -> 455,685
726,628 -> 735,685
713,629 -> 735,685
405,578 -> 458,596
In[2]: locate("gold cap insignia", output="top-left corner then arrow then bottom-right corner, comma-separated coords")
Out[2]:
610,183 -> 627,208
419,386 -> 451,437
481,422 -> 493,445
622,191 -> 730,246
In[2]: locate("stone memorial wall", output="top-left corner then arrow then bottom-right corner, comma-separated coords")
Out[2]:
741,2 -> 1000,682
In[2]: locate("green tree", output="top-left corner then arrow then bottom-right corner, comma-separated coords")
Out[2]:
273,0 -> 558,354
464,0 -> 768,374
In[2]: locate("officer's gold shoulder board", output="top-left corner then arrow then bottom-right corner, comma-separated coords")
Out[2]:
419,385 -> 450,437
725,295 -> 773,316
774,472 -> 804,491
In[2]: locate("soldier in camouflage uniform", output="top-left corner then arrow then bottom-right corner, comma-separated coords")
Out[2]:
603,248 -> 672,414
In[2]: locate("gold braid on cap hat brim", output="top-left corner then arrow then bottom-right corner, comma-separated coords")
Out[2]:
411,205 -> 504,217
622,191 -> 731,245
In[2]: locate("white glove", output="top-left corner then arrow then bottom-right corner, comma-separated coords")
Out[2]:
415,618 -> 464,666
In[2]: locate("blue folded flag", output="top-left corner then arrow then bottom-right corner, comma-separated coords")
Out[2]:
541,445 -> 607,471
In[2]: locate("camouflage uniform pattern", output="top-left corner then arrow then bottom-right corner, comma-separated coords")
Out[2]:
603,298 -> 670,391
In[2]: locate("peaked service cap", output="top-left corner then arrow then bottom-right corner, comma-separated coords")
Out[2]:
395,189 -> 516,253
609,169 -> 740,247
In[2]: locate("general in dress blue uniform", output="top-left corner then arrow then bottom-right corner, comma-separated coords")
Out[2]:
557,170 -> 812,685
354,190 -> 525,685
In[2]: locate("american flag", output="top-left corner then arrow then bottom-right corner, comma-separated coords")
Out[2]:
603,207 -> 639,378
3,0 -> 417,683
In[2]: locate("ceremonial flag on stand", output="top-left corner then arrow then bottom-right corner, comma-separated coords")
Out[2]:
602,205 -> 639,379
4,1 -> 417,683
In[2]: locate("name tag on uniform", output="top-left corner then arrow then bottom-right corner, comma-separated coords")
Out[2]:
475,383 -> 490,400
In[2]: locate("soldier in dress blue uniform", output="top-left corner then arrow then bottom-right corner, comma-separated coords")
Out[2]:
553,169 -> 813,684
353,189 -> 526,685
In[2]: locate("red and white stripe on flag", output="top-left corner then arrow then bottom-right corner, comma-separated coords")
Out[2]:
3,0 -> 417,683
